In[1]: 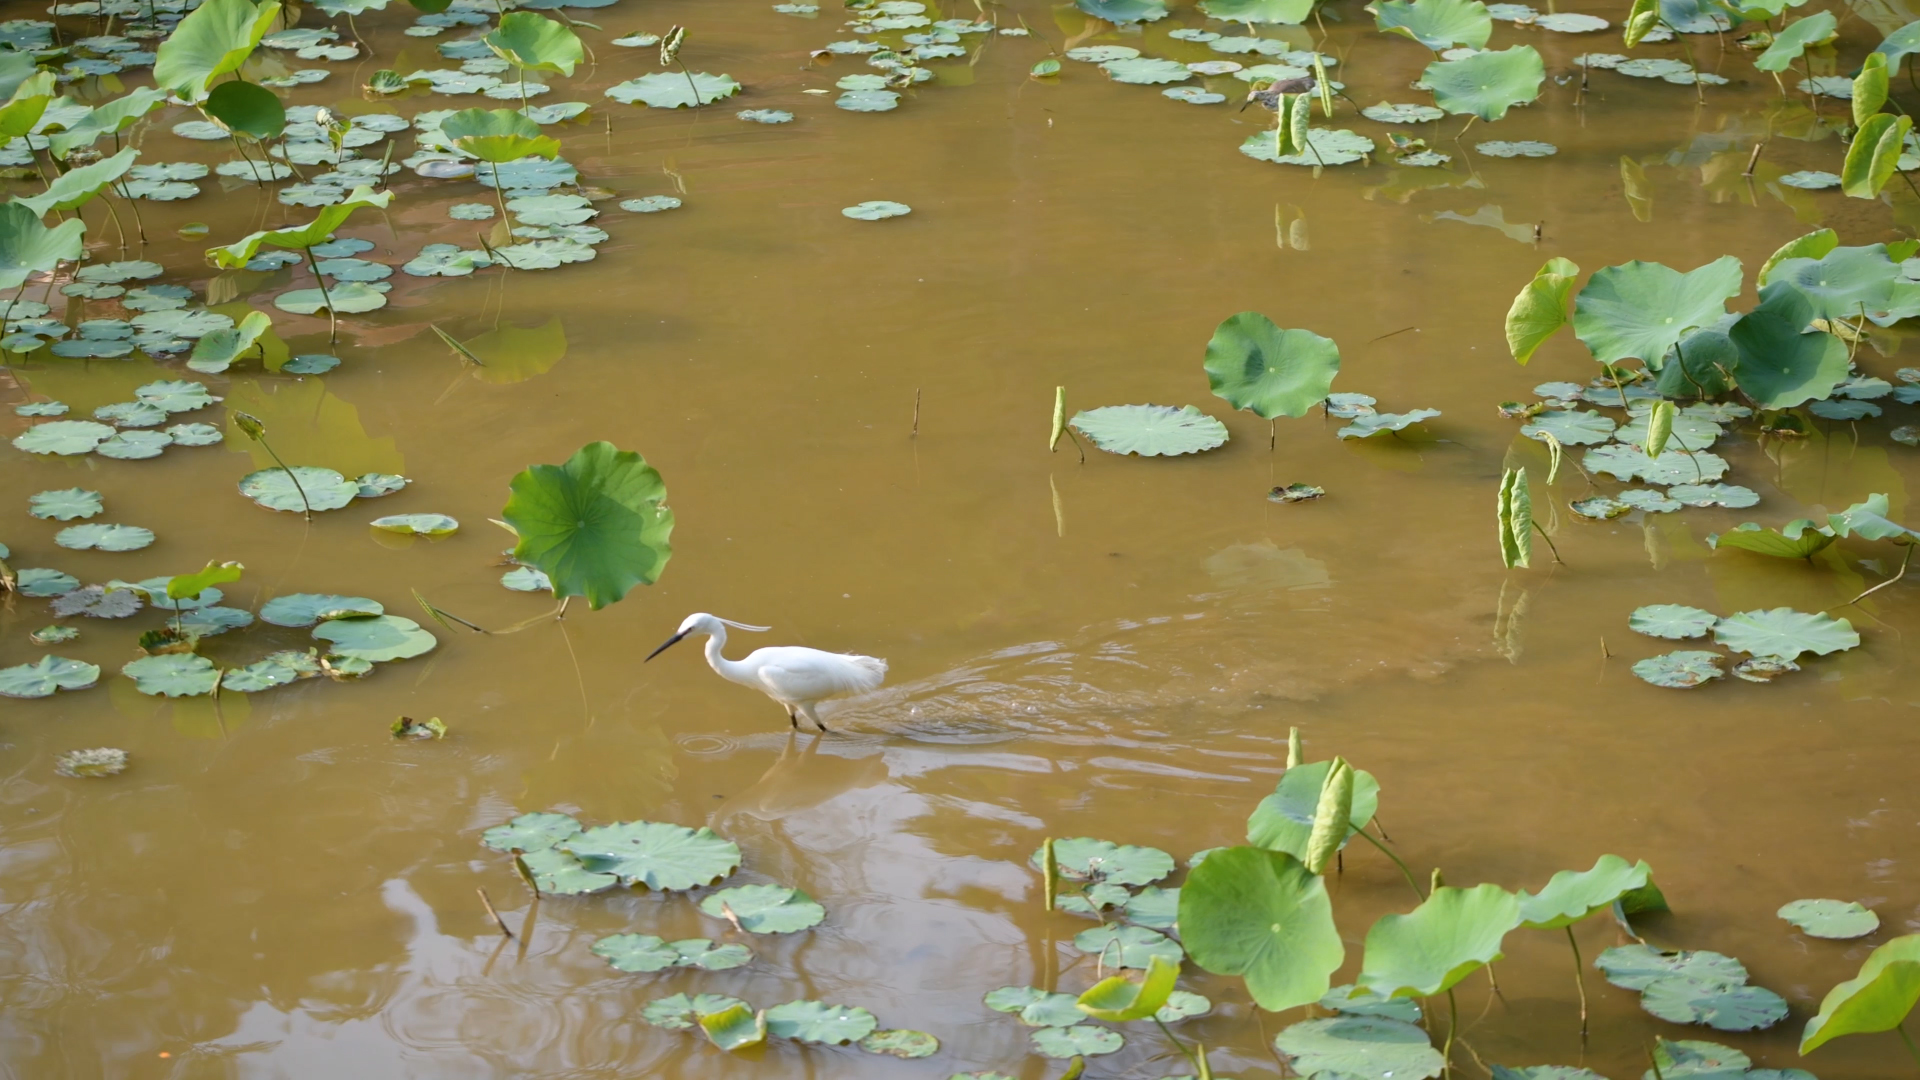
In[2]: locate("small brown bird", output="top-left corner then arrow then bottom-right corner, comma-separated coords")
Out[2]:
1241,76 -> 1316,112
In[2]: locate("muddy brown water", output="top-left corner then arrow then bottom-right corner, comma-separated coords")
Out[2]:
2,0 -> 1920,1076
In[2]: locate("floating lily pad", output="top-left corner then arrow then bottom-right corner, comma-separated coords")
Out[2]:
1365,102 -> 1445,122
240,467 -> 362,512
621,195 -> 682,213
1476,140 -> 1556,158
502,566 -> 553,592
1071,404 -> 1228,456
370,514 -> 459,537
765,1000 -> 878,1044
1667,483 -> 1758,508
642,993 -> 749,1030
1618,489 -> 1681,513
985,986 -> 1087,1027
0,656 -> 100,699
1630,604 -> 1717,639
30,488 -> 103,521
1157,989 -> 1211,1021
738,108 -> 793,123
164,423 -> 224,447
1520,409 -> 1615,445
1031,1024 -> 1125,1058
313,614 -> 437,661
275,281 -> 388,315
591,934 -> 753,973
481,811 -> 581,853
1570,496 -> 1629,520
564,820 -> 740,890
1713,608 -> 1858,661
1639,978 -> 1788,1032
260,594 -> 382,628
1273,1016 -> 1443,1080
1731,656 -> 1799,682
1338,409 -> 1440,438
29,626 -> 78,646
14,402 -> 68,416
1780,170 -> 1842,190
1596,945 -> 1746,990
518,846 -> 618,894
1165,87 -> 1227,104
1125,884 -> 1180,928
14,420 -> 115,455
1073,923 -> 1185,968
1102,57 -> 1191,84
605,71 -> 741,108
1631,649 -> 1724,688
122,653 -> 219,696
1810,399 -> 1881,420
16,569 -> 79,597
1582,444 -> 1728,484
1322,984 -> 1421,1023
1033,838 -> 1175,885
700,883 -> 826,933
222,651 -> 323,692
55,524 -> 153,552
52,584 -> 142,619
859,1029 -> 938,1058
1778,898 -> 1879,939
284,354 -> 342,375
1240,128 -> 1376,166
96,431 -> 173,460
55,747 -> 127,777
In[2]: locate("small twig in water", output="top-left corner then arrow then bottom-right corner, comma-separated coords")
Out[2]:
911,387 -> 921,438
477,888 -> 514,938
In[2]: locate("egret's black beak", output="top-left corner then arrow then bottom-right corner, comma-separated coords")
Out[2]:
1239,97 -> 1253,112
645,631 -> 687,662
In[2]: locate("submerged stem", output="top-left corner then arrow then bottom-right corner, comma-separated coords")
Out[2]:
259,438 -> 312,521
1849,541 -> 1915,606
1567,925 -> 1589,1039
1899,1023 -> 1920,1069
1354,828 -> 1425,899
1441,987 -> 1458,1080
301,247 -> 338,345
1152,1016 -> 1203,1076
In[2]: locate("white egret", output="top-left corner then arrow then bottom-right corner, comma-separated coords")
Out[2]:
644,613 -> 887,733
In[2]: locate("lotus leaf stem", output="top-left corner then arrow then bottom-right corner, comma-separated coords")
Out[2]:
476,887 -> 514,937
1566,925 -> 1588,1038
490,162 -> 511,226
1353,827 -> 1425,899
1848,541 -> 1914,606
1440,987 -> 1458,1079
1485,959 -> 1502,998
678,61 -> 703,107
1899,1023 -> 1920,1068
1530,520 -> 1564,565
1647,1043 -> 1668,1080
249,432 -> 312,521
1151,1016 -> 1204,1076
300,247 -> 341,345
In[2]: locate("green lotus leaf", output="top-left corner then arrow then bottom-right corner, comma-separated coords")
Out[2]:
481,811 -> 581,853
175,606 -> 255,637
260,594 -> 383,627
858,1029 -> 939,1058
204,79 -> 285,140
1764,245 -> 1920,327
14,420 -> 114,455
507,193 -> 595,227
1491,1068 -> 1608,1080
642,993 -> 749,1030
50,88 -> 167,158
1520,409 -> 1614,445
1069,405 -> 1229,456
699,1002 -> 766,1051
1078,953 -> 1178,1021
29,488 -> 103,521
1644,1038 -> 1753,1077
441,107 -> 560,163
16,147 -> 136,217
1124,884 -> 1179,928
1321,984 -> 1422,1022
1247,758 -> 1381,857
1201,0 -> 1313,21
98,430 -> 175,460
605,72 -> 741,108
1801,934 -> 1920,1052
499,442 -> 673,609
356,473 -> 409,498
1030,1024 -> 1125,1058
1640,978 -> 1787,1031
1826,493 -> 1916,542
55,524 -> 154,552
1239,127 -> 1377,166
1423,46 -> 1543,121
1102,57 -> 1191,84
1756,10 -> 1835,72
154,0 -> 283,100
122,653 -> 220,697
843,200 -> 910,220
1629,604 -> 1717,640
1077,0 -> 1170,22
16,569 -> 80,597
1631,649 -> 1725,688
1517,855 -> 1653,928
1780,899 -> 1879,939
622,195 -> 682,213
1654,317 -> 1738,399
186,311 -> 273,374
1273,1016 -> 1443,1080
1157,989 -> 1212,1021
700,883 -> 825,933
1581,444 -> 1728,484
1338,409 -> 1441,438
1372,0 -> 1493,50
1713,608 -> 1857,660
1180,846 -> 1342,1011
835,89 -> 901,112
1572,256 -> 1742,366
1365,101 -> 1447,122
240,466 -> 361,512
1030,837 -> 1175,885
274,281 -> 388,315
0,202 -> 85,292
136,379 -> 221,413
313,614 -> 437,661
591,933 -> 752,972
1597,945 -> 1746,990
1710,520 -> 1835,560
764,1000 -> 878,1044
518,846 -> 618,894
94,401 -> 170,428
1506,257 -> 1579,364
53,584 -> 144,620
484,11 -> 582,76
1203,313 -> 1340,420
563,820 -> 739,890
501,566 -> 552,592
984,986 -> 1087,1027
370,513 -> 460,537
222,651 -> 321,692
1359,884 -> 1521,998
1065,46 -> 1140,62
0,656 -> 100,699
206,186 -> 394,268
1074,922 -> 1184,968
28,627 -> 76,647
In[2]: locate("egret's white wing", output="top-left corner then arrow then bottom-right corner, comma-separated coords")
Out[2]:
748,646 -> 887,702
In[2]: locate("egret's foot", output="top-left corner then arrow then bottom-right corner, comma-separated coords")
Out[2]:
787,710 -> 799,730
814,719 -> 832,734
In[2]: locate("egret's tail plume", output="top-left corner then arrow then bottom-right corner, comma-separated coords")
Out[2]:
845,654 -> 887,694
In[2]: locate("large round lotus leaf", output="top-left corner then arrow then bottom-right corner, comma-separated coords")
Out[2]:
0,656 -> 101,698
1102,57 -> 1191,84
1711,520 -> 1835,560
1520,409 -> 1614,445
604,71 -> 741,107
1322,984 -> 1421,1022
122,653 -> 219,696
764,1000 -> 878,1044
1273,1016 -> 1443,1080
591,933 -> 752,973
313,614 -> 437,661
175,606 -> 254,637
1640,978 -> 1788,1031
1597,945 -> 1745,990
1125,884 -> 1179,928
1203,313 -> 1340,420
1070,404 -> 1228,456
985,986 -> 1086,1027
166,423 -> 225,447
1581,444 -> 1727,484
1516,855 -> 1653,928
518,847 -> 617,894
1373,0 -> 1493,50
494,442 -> 673,610
140,382 -> 223,416
16,569 -> 79,597
260,593 -> 383,627
239,467 -> 360,512
1073,922 -> 1185,969
1030,1024 -> 1125,1058
563,820 -> 739,890
1713,608 -> 1858,660
14,420 -> 115,455
1766,245 -> 1920,327
642,993 -> 749,1030
52,585 -> 143,619
1422,46 -> 1543,121
1359,884 -> 1520,998
859,1029 -> 939,1058
95,401 -> 170,428
274,281 -> 389,315
1800,935 -> 1920,1053
96,430 -> 174,460
1621,491 -> 1681,514
29,488 -> 103,520
1200,0 -> 1314,22
835,89 -> 900,112
205,78 -> 285,139
222,652 -> 321,692
1779,899 -> 1879,939
1076,0 -> 1169,22
1573,256 -> 1742,366
481,811 -> 581,852
1157,989 -> 1211,1021
1030,837 -> 1174,885
1728,294 -> 1851,410
1629,604 -> 1718,640
1654,316 -> 1738,400
1647,1038 -> 1751,1076
55,524 -> 154,552
1247,758 -> 1381,857
1364,101 -> 1445,122
1631,649 -> 1725,688
1239,128 -> 1376,166
700,883 -> 826,933
1180,846 -> 1342,1011
1337,409 -> 1441,438
1491,1068 -> 1608,1080
370,513 -> 459,537
1615,409 -> 1722,451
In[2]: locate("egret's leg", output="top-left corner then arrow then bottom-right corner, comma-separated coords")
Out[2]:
786,707 -> 798,731
800,702 -> 829,734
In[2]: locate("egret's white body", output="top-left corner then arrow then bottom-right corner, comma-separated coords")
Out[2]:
645,613 -> 887,732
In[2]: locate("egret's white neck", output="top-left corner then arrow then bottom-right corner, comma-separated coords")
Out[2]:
701,625 -> 755,686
